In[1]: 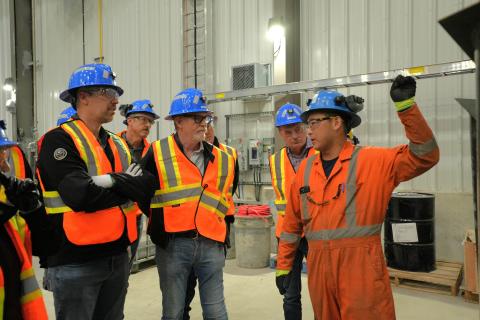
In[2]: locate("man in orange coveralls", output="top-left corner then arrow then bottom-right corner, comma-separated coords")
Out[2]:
276,75 -> 439,320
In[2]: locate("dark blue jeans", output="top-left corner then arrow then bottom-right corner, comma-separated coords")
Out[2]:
155,236 -> 228,320
284,237 -> 308,320
49,252 -> 129,320
129,215 -> 144,269
183,270 -> 197,320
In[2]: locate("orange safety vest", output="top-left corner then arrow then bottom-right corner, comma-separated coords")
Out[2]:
117,130 -> 150,158
1,145 -> 33,259
218,143 -> 237,216
269,147 -> 317,238
150,135 -> 234,242
8,145 -> 27,179
117,130 -> 150,216
37,119 -> 139,246
0,220 -> 48,320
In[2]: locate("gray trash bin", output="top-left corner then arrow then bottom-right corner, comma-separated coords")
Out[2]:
235,215 -> 274,268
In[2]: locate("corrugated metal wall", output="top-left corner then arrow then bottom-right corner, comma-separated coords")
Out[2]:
31,0 -> 477,194
99,0 -> 183,138
0,0 -> 15,139
34,0 -> 182,140
300,0 -> 477,193
207,0 -> 274,143
34,0 -> 84,136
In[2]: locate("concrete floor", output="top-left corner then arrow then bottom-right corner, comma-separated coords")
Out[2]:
36,258 -> 478,319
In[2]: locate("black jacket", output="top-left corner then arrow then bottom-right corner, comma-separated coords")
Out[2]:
36,120 -> 141,267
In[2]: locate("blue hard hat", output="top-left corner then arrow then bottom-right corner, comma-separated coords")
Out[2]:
0,120 -> 17,148
165,88 -> 211,120
120,99 -> 160,125
301,90 -> 362,128
275,103 -> 303,127
59,63 -> 124,104
57,106 -> 77,126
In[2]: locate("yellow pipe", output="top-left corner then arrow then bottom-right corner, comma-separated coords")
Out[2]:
98,0 -> 103,63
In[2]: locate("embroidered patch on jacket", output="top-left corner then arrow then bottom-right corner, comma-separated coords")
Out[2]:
53,148 -> 68,160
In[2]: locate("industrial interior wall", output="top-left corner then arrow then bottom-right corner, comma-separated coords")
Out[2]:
33,0 -> 84,137
206,0 -> 275,143
0,0 -> 15,139
300,0 -> 477,262
34,0 -> 183,140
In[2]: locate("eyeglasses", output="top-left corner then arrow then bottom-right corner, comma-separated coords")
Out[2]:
306,117 -> 332,129
185,114 -> 214,125
83,87 -> 119,100
130,115 -> 155,125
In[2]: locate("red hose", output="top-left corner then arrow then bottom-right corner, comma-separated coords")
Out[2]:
237,205 -> 271,217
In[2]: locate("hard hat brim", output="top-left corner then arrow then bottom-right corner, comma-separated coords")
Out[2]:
126,111 -> 160,120
275,118 -> 303,127
0,141 -> 18,147
59,85 -> 124,103
165,110 -> 213,121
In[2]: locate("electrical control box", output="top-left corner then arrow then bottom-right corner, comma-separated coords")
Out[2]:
248,139 -> 262,167
262,138 -> 275,166
227,138 -> 248,172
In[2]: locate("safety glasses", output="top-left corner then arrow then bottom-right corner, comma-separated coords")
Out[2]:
83,87 -> 120,100
306,183 -> 345,206
185,114 -> 214,125
306,117 -> 332,129
130,115 -> 155,125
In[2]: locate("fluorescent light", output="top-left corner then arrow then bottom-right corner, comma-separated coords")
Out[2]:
267,17 -> 285,42
3,84 -> 13,92
3,78 -> 14,92
267,25 -> 285,41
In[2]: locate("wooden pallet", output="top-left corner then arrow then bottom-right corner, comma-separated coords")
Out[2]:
388,260 -> 463,296
462,290 -> 479,304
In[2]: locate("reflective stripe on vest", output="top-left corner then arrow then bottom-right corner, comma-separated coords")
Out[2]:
6,147 -> 32,258
1,221 -> 48,319
271,148 -> 287,215
117,130 -> 150,157
8,215 -> 32,262
43,123 -> 134,214
8,145 -> 26,179
219,143 -> 237,161
301,146 -> 382,240
150,137 -> 232,218
150,136 -> 234,241
38,120 -> 138,245
270,147 -> 317,216
218,143 -> 236,215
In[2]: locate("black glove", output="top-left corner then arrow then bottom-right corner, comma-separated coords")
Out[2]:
0,202 -> 18,224
110,169 -> 155,207
275,271 -> 291,295
0,172 -> 42,213
390,75 -> 416,102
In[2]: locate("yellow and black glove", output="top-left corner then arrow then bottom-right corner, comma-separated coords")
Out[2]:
390,75 -> 416,112
275,270 -> 291,295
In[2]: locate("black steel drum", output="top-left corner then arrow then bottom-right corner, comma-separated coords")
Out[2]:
384,192 -> 435,272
